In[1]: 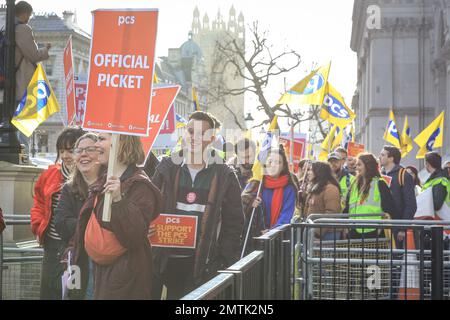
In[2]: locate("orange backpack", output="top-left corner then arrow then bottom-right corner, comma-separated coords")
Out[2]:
84,197 -> 127,266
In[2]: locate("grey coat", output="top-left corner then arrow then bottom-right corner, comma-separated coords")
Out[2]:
15,22 -> 49,100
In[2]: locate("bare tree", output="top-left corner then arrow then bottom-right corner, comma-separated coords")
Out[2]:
208,21 -> 327,139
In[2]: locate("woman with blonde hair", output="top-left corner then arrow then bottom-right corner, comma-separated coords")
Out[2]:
55,133 -> 103,299
70,133 -> 162,300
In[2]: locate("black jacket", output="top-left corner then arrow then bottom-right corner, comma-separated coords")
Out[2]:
54,184 -> 85,244
382,165 -> 417,220
425,169 -> 448,211
151,153 -> 244,284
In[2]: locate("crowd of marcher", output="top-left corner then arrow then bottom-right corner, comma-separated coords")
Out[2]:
0,0 -> 448,301
20,107 -> 449,300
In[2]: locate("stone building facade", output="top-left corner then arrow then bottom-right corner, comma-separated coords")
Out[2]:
351,0 -> 450,168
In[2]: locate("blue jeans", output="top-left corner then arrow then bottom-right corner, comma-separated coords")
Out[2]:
84,258 -> 94,300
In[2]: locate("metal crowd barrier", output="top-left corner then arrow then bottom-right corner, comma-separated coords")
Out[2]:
1,215 -> 44,300
293,214 -> 450,300
182,225 -> 292,300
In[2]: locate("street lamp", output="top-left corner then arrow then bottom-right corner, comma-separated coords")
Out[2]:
0,0 -> 21,164
244,113 -> 254,130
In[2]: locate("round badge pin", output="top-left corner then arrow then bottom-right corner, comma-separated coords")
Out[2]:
186,192 -> 197,203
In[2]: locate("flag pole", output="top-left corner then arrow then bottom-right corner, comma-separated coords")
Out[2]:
241,180 -> 264,259
290,119 -> 294,171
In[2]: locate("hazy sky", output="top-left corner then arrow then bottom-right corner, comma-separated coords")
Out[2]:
29,0 -> 357,130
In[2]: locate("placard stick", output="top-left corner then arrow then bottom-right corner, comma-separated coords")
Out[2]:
102,133 -> 120,222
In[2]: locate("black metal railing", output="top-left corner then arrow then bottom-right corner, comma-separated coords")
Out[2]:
293,215 -> 450,300
1,215 -> 43,300
181,225 -> 291,300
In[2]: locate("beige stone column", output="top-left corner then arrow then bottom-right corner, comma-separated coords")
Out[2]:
0,161 -> 43,244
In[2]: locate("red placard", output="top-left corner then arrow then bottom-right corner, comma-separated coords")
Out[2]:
347,141 -> 365,158
159,104 -> 175,134
82,9 -> 158,136
140,85 -> 180,159
279,137 -> 306,163
149,214 -> 198,249
73,80 -> 87,126
63,36 -> 75,126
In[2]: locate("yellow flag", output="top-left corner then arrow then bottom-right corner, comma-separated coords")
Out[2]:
319,125 -> 341,161
192,86 -> 200,112
414,111 -> 445,159
251,116 -> 278,182
383,110 -> 402,148
320,83 -> 356,128
278,62 -> 331,106
11,64 -> 60,137
401,116 -> 413,157
153,73 -> 159,84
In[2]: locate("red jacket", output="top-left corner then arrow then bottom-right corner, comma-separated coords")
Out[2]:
30,164 -> 63,244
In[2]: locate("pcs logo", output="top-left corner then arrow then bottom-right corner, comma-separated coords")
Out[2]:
303,74 -> 325,95
386,120 -> 400,140
323,94 -> 350,119
426,128 -> 441,151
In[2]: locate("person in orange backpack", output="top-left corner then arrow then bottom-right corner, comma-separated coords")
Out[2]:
30,126 -> 85,300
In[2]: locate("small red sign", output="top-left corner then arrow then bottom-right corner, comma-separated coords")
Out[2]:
347,142 -> 365,158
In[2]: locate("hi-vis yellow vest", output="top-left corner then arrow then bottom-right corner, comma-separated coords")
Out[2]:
339,174 -> 355,210
421,176 -> 450,218
349,177 -> 383,234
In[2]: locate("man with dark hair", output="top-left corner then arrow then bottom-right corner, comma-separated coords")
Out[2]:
379,145 -> 417,246
151,110 -> 244,299
227,138 -> 256,190
423,152 -> 449,217
335,147 -> 356,175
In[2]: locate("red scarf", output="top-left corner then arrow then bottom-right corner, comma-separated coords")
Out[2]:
264,175 -> 290,227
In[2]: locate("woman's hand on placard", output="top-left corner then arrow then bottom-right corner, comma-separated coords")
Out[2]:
103,176 -> 122,202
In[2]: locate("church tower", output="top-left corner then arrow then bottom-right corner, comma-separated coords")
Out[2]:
191,6 -> 245,130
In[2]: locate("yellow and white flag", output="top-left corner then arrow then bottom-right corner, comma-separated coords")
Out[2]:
319,125 -> 342,161
11,64 -> 60,137
383,110 -> 402,149
320,83 -> 355,128
278,62 -> 331,106
414,112 -> 445,159
401,116 -> 413,157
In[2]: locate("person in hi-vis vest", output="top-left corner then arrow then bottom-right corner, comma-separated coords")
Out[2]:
343,153 -> 397,239
421,152 -> 450,222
